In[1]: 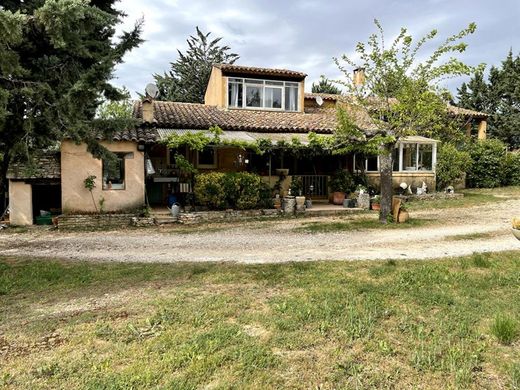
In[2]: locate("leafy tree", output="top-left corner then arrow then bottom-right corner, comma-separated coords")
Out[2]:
97,87 -> 133,120
0,0 -> 142,204
334,20 -> 479,222
154,27 -> 239,103
457,50 -> 520,148
435,143 -> 472,190
312,75 -> 341,95
467,139 -> 506,188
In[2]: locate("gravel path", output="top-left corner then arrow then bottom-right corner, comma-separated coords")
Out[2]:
2,198 -> 520,263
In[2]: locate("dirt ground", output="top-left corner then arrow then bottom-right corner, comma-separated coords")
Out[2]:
1,198 -> 520,263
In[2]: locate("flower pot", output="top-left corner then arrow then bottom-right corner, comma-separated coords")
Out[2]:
512,228 -> 520,241
332,192 -> 345,205
398,210 -> 409,223
371,203 -> 381,211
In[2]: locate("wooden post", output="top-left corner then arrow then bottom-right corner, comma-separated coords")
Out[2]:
477,120 -> 487,140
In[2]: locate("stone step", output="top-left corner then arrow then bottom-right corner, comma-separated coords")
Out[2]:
154,217 -> 179,225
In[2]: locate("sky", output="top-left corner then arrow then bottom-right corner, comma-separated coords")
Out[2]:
112,0 -> 520,99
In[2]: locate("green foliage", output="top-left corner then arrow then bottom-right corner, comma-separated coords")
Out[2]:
333,20 -> 479,221
154,27 -> 239,103
311,75 -> 341,95
457,50 -> 520,148
0,1 -> 142,199
329,170 -> 355,193
289,176 -> 303,196
97,87 -> 133,120
174,154 -> 197,176
501,152 -> 520,186
435,143 -> 472,190
194,172 -> 264,210
490,314 -> 518,345
83,175 -> 96,192
467,139 -> 506,188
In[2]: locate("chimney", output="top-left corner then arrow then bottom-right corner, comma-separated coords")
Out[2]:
353,68 -> 365,86
142,98 -> 154,123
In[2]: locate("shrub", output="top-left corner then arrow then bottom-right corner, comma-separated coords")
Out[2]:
435,143 -> 472,190
467,139 -> 507,188
194,172 -> 264,210
194,172 -> 226,209
501,152 -> 520,186
490,314 -> 518,345
329,170 -> 355,193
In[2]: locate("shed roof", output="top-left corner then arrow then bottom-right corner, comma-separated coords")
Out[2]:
7,153 -> 61,180
213,64 -> 307,79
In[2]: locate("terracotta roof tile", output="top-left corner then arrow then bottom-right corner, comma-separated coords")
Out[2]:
213,64 -> 307,79
7,153 -> 61,180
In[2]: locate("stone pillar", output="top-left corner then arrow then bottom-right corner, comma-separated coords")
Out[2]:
478,119 -> 487,140
357,193 -> 370,210
283,196 -> 296,215
8,180 -> 33,225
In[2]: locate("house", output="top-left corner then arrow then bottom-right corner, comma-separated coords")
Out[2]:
6,64 -> 489,225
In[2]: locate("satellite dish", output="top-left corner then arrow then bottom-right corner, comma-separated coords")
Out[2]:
145,83 -> 160,99
315,95 -> 324,106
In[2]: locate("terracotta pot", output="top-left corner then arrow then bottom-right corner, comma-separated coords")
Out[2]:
332,192 -> 345,205
371,203 -> 381,211
398,210 -> 409,223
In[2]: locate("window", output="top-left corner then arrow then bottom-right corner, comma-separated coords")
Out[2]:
103,153 -> 126,190
197,147 -> 217,168
227,77 -> 299,111
418,144 -> 433,171
353,154 -> 379,172
394,142 -> 436,172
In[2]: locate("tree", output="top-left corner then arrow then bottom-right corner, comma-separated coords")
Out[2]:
97,87 -> 133,120
457,50 -> 520,148
154,27 -> 239,103
312,75 -> 341,94
334,20 -> 479,222
0,1 -> 142,204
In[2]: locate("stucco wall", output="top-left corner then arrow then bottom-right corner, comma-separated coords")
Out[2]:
61,140 -> 145,213
8,180 -> 33,225
204,67 -> 224,106
366,172 -> 436,192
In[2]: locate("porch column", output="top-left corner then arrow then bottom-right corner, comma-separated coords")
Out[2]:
8,180 -> 33,225
432,143 -> 437,172
398,143 -> 403,172
478,119 -> 487,140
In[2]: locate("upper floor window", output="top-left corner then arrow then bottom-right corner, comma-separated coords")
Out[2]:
228,78 -> 299,111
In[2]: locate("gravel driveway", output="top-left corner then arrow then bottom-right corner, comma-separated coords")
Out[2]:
2,198 -> 519,263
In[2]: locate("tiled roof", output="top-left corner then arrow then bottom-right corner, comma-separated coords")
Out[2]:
134,101 -> 342,133
447,105 -> 488,118
7,153 -> 61,180
213,64 -> 307,79
305,93 -> 341,101
97,127 -> 158,144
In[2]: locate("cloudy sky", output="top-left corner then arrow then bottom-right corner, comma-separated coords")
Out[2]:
112,0 -> 520,98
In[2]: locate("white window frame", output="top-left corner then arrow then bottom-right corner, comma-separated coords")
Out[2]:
226,77 -> 300,112
353,154 -> 380,173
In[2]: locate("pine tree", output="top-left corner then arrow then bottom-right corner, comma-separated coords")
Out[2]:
0,1 -> 143,203
154,27 -> 239,103
311,75 -> 341,94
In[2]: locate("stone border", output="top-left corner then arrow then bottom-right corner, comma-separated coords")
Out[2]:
395,193 -> 464,202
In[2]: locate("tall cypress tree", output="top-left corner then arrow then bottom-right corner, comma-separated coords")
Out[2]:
154,27 -> 239,103
0,0 -> 142,203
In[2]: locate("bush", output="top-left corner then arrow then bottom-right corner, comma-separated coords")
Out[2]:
194,172 -> 264,210
490,314 -> 518,345
467,139 -> 507,188
435,143 -> 472,190
193,172 -> 226,209
329,170 -> 355,193
501,152 -> 520,186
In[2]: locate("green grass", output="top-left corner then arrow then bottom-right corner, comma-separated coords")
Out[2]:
445,232 -> 496,241
407,186 -> 520,211
1,252 -> 520,389
491,314 -> 519,345
295,217 -> 431,233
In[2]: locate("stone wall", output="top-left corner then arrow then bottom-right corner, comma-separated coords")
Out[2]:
395,193 -> 464,202
178,209 -> 281,224
57,214 -> 136,230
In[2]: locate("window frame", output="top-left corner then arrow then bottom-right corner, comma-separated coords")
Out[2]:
227,77 -> 300,112
196,147 -> 218,169
102,152 -> 127,190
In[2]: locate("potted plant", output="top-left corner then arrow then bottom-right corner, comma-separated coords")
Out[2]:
329,170 -> 354,205
512,218 -> 520,240
371,195 -> 381,211
398,205 -> 409,223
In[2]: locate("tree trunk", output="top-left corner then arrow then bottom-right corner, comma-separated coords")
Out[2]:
378,144 -> 394,223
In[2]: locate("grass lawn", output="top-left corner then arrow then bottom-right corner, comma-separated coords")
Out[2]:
1,252 -> 520,389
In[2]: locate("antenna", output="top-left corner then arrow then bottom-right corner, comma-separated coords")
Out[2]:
145,83 -> 160,99
315,95 -> 324,106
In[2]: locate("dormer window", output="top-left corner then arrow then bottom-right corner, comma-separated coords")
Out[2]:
228,77 -> 299,111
